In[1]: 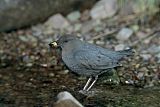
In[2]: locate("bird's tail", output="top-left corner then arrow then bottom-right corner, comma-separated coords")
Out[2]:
117,48 -> 135,57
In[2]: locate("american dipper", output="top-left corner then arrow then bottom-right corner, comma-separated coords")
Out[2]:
49,35 -> 134,91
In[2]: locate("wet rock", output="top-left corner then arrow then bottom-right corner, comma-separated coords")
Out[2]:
90,0 -> 118,19
100,69 -> 120,85
67,11 -> 81,22
44,14 -> 70,30
116,28 -> 133,41
54,91 -> 83,107
0,0 -> 96,32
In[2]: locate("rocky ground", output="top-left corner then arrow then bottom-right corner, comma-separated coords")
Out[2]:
0,0 -> 160,106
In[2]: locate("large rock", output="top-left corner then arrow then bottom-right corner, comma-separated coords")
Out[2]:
0,0 -> 96,32
54,91 -> 83,107
90,0 -> 118,19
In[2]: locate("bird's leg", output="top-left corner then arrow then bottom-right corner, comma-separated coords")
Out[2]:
83,77 -> 92,90
86,75 -> 98,91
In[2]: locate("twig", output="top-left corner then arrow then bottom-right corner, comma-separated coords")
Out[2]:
90,29 -> 118,41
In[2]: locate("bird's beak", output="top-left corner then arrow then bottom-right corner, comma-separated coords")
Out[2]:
49,41 -> 58,48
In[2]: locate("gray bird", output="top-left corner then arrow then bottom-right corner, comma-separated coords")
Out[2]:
49,35 -> 134,91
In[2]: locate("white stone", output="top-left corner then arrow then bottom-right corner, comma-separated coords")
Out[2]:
55,91 -> 83,107
44,14 -> 70,29
116,28 -> 133,41
90,0 -> 118,19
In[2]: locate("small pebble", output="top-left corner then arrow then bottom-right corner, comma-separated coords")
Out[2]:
49,73 -> 55,77
67,11 -> 81,22
116,28 -> 133,41
26,63 -> 33,67
114,44 -> 126,51
64,70 -> 69,74
59,70 -> 69,75
131,25 -> 139,32
140,54 -> 152,60
96,40 -> 104,45
44,14 -> 70,29
19,36 -> 29,42
137,72 -> 144,80
40,64 -> 48,67
125,79 -> 134,85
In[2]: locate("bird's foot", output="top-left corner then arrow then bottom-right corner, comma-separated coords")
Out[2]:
83,76 -> 98,91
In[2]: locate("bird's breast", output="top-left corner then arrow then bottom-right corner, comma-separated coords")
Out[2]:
62,52 -> 78,70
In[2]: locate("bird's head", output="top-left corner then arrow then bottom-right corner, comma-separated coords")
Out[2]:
49,35 -> 79,48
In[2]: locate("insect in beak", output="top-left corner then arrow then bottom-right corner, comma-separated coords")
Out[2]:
49,41 -> 58,48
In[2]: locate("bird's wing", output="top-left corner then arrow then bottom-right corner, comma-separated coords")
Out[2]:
74,49 -> 118,70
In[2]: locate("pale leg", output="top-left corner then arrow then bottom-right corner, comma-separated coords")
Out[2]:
83,77 -> 92,90
86,76 -> 98,91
